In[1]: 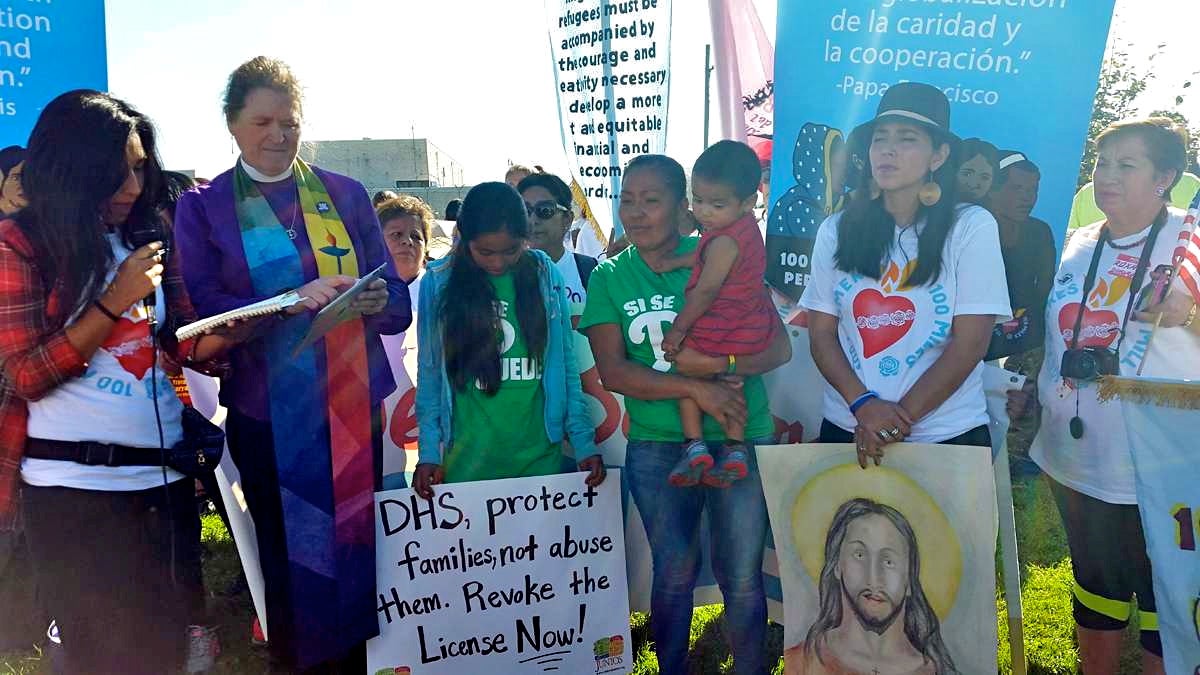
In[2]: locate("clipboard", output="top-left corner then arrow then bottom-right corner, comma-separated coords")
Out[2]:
291,263 -> 388,356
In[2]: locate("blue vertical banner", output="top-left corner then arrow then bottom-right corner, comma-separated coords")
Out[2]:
766,0 -> 1115,303
0,0 -> 107,148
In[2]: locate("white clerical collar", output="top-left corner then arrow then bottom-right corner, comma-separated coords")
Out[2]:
240,157 -> 294,183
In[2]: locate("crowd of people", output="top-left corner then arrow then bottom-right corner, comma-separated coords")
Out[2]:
0,55 -> 1196,675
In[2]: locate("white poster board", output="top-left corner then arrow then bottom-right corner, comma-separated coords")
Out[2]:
366,472 -> 632,675
181,370 -> 269,638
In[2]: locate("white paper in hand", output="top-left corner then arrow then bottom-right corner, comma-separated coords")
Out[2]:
291,263 -> 388,356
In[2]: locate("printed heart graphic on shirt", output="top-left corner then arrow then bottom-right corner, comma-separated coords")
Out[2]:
1057,303 -> 1120,348
100,317 -> 154,380
852,289 -> 917,359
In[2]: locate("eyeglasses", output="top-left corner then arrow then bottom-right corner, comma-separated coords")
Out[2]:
525,200 -> 568,221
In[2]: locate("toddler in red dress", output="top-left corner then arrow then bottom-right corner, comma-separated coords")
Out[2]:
655,140 -> 779,487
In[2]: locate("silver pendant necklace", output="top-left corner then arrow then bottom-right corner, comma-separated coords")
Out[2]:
285,207 -> 299,240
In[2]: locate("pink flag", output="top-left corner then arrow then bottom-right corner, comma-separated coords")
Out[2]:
708,0 -> 774,148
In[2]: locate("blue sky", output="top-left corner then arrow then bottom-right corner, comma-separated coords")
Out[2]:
103,0 -> 1195,184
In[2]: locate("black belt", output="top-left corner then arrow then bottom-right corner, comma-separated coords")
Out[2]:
25,438 -> 165,468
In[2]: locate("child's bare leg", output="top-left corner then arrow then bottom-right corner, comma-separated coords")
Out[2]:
711,382 -> 749,484
680,397 -> 704,441
667,397 -> 714,487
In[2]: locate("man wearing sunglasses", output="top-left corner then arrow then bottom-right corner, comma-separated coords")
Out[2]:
517,172 -> 598,307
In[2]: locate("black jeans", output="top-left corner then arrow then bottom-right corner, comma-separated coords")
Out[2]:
22,478 -> 199,675
0,528 -> 48,651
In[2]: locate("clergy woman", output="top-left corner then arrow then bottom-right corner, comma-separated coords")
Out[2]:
174,56 -> 410,673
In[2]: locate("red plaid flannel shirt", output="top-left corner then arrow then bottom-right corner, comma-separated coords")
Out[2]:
0,219 -> 218,527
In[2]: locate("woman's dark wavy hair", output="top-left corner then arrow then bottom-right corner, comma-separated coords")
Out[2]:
805,498 -> 959,674
442,182 -> 547,395
835,124 -> 961,287
160,170 -> 198,220
0,145 -> 23,179
17,90 -> 166,319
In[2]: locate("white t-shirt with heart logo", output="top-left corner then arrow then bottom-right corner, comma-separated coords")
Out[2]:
23,234 -> 185,491
1031,209 -> 1200,504
802,205 -> 1011,442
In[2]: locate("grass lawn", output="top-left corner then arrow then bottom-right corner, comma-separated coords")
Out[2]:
0,472 -> 1146,674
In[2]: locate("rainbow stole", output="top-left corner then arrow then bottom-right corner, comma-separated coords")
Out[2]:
234,160 -> 375,667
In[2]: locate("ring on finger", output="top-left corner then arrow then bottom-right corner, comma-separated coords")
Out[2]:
876,429 -> 892,441
889,427 -> 901,437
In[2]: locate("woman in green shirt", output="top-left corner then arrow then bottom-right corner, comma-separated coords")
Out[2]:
579,155 -> 791,674
413,182 -> 604,496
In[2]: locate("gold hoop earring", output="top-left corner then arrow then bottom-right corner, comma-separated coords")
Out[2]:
918,172 -> 942,207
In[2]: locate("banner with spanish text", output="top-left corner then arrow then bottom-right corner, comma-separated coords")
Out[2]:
760,0 -> 1117,452
0,0 -> 107,147
544,0 -> 672,241
765,0 -> 1115,307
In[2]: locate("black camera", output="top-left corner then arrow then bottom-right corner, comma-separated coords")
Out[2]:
1060,347 -> 1120,381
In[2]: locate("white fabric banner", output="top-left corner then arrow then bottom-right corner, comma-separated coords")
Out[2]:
365,472 -> 632,675
1118,381 -> 1200,674
544,0 -> 672,240
181,370 -> 270,638
759,443 -> 998,675
380,331 -> 419,491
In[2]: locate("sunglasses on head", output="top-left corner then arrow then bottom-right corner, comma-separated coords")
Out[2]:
525,200 -> 568,221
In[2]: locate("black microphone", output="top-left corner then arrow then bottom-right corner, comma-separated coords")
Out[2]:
129,221 -> 168,327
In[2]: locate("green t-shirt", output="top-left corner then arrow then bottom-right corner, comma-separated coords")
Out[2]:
445,271 -> 561,482
578,237 -> 774,442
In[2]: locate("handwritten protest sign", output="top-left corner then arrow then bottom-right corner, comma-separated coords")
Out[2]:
366,472 -> 631,675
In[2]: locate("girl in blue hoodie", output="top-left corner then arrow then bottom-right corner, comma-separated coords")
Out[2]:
412,182 -> 605,497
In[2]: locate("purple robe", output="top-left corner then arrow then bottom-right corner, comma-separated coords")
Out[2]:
174,166 -> 410,419
173,164 -> 410,666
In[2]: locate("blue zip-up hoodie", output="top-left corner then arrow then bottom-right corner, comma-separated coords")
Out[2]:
415,249 -> 598,465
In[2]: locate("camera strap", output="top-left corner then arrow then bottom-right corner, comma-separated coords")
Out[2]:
1069,209 -> 1166,354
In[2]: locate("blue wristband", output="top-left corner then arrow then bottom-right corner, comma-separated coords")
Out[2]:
848,391 -> 879,414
